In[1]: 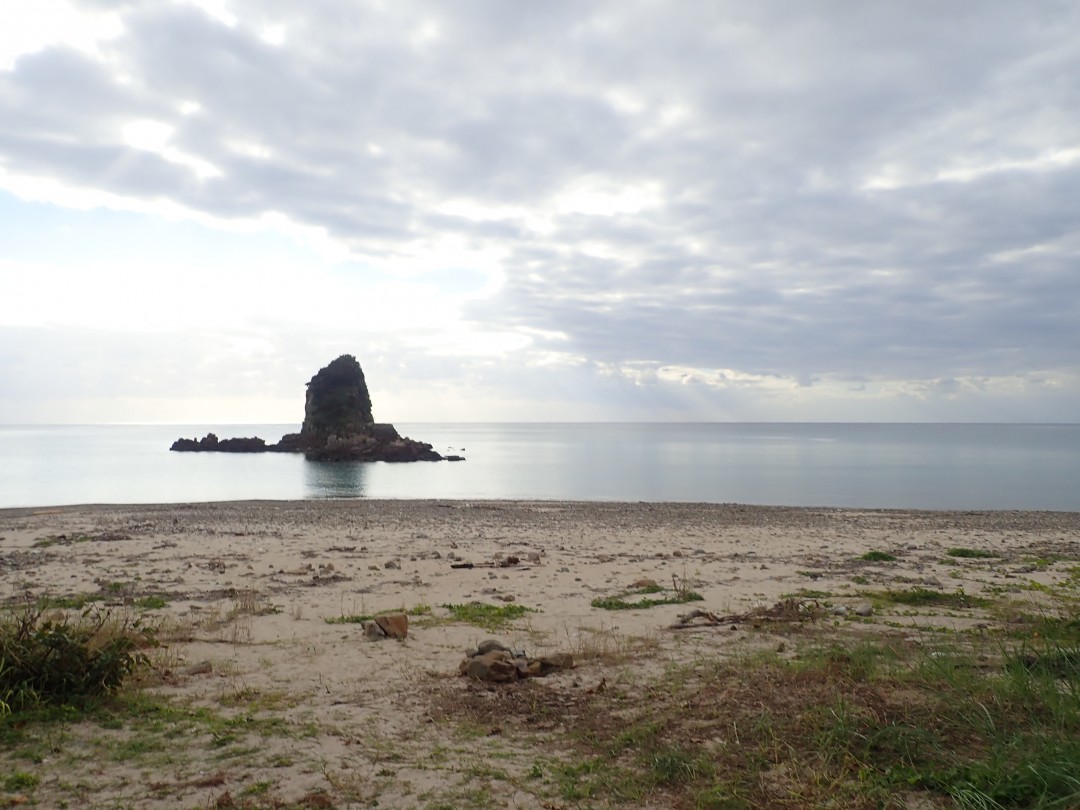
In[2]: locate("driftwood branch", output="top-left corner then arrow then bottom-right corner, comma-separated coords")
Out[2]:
668,598 -> 822,630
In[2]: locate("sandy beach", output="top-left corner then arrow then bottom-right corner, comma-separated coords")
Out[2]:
2,500 -> 1079,809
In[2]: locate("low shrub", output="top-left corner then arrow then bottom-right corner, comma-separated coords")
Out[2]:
0,606 -> 153,713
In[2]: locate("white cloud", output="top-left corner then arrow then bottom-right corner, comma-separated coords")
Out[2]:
0,0 -> 122,70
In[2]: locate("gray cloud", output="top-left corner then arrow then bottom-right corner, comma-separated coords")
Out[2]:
2,0 -> 1078,419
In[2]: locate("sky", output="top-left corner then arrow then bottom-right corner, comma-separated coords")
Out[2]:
1,1 -> 1078,424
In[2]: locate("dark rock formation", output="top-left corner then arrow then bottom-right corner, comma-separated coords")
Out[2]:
170,355 -> 454,463
302,354 -> 373,440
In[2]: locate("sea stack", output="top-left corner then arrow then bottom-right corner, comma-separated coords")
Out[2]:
171,355 -> 457,462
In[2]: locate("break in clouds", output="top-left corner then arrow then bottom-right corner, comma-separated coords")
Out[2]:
1,0 -> 1079,420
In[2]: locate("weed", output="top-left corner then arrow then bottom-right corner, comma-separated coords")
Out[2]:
132,596 -> 168,610
591,591 -> 703,611
947,548 -> 999,559
860,550 -> 897,562
326,603 -> 433,625
35,593 -> 103,611
324,613 -> 374,625
872,586 -> 990,610
441,602 -> 535,631
3,772 -> 40,791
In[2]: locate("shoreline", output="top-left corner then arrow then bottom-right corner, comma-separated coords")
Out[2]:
3,500 -> 1080,807
6,495 -> 1080,514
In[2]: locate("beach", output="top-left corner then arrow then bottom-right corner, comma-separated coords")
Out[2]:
3,500 -> 1080,808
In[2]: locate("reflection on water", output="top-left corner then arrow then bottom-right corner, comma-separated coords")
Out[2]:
303,460 -> 367,498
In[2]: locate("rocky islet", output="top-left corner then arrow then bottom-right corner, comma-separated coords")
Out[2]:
171,355 -> 462,462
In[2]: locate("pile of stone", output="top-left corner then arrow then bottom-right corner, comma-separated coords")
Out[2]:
459,639 -> 574,683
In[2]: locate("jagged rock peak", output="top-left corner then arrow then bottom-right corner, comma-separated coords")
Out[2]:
301,354 -> 373,440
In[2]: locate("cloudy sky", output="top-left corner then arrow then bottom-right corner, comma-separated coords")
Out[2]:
1,1 -> 1078,424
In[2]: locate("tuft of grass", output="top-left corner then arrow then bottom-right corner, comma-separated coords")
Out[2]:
325,603 -> 434,625
441,602 -> 535,631
133,595 -> 168,610
947,547 -> 999,559
35,593 -> 104,611
3,771 -> 40,791
591,591 -> 704,611
872,586 -> 990,610
324,613 -> 373,625
860,550 -> 897,562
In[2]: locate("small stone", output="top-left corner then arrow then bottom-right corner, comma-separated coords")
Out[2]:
854,603 -> 874,617
475,639 -> 513,656
527,552 -> 542,563
184,660 -> 214,676
630,578 -> 659,589
374,612 -> 409,639
536,653 -> 574,672
498,594 -> 516,602
384,560 -> 400,570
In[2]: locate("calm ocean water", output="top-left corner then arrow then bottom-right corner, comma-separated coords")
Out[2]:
0,423 -> 1078,511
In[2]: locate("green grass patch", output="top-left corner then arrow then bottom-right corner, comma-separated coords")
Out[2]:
441,602 -> 535,630
860,550 -> 897,562
871,586 -> 990,610
324,613 -> 374,625
530,629 -> 1080,808
591,590 -> 704,611
132,595 -> 168,610
325,603 -> 434,625
2,771 -> 40,791
947,547 -> 999,559
35,593 -> 104,611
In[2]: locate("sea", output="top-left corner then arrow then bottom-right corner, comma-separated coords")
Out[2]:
0,423 -> 1078,511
